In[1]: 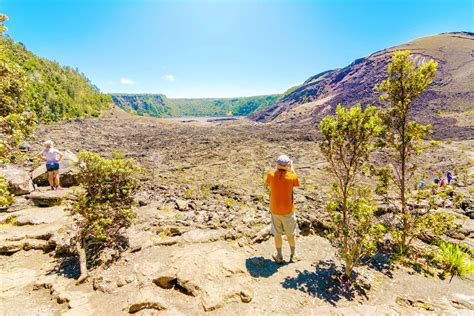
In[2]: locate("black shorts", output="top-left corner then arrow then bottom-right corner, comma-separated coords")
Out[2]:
46,162 -> 60,172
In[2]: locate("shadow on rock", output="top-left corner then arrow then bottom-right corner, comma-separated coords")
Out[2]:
245,256 -> 284,278
47,256 -> 81,280
366,252 -> 393,278
281,260 -> 367,306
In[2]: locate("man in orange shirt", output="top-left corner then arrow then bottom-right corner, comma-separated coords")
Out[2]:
265,155 -> 300,263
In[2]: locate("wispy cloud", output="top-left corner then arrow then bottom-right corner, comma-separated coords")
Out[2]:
164,74 -> 175,82
120,77 -> 136,85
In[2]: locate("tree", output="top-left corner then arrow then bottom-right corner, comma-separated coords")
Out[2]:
375,50 -> 452,255
1,14 -> 111,123
319,104 -> 384,281
70,151 -> 142,283
0,14 -> 35,164
0,14 -> 34,206
0,14 -> 7,36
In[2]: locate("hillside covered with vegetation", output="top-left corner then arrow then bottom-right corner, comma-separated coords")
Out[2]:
1,24 -> 111,123
111,93 -> 280,117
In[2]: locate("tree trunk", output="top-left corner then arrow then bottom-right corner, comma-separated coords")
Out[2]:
401,154 -> 407,254
344,259 -> 352,282
76,239 -> 89,284
400,110 -> 408,255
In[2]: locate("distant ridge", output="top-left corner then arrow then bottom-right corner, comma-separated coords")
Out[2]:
111,94 -> 280,117
250,32 -> 474,139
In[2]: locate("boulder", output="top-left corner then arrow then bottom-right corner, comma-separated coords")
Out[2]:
460,200 -> 471,212
0,164 -> 34,195
32,150 -> 78,187
7,206 -> 68,226
0,238 -> 54,254
153,242 -> 253,311
134,191 -> 151,206
445,229 -> 466,240
466,210 -> 474,220
28,187 -> 76,207
123,286 -> 167,314
181,229 -> 227,244
174,199 -> 188,211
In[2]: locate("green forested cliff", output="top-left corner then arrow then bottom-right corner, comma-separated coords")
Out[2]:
111,94 -> 280,117
1,34 -> 111,122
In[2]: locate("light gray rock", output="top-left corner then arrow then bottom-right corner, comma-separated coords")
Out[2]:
0,221 -> 65,241
153,242 -> 253,311
0,238 -> 53,254
0,213 -> 73,254
1,267 -> 39,293
28,187 -> 76,207
451,293 -> 474,310
8,206 -> 67,226
181,229 -> 226,243
34,274 -> 93,314
0,240 -> 23,253
251,226 -> 271,243
0,164 -> 34,195
174,199 -> 188,211
124,286 -> 167,314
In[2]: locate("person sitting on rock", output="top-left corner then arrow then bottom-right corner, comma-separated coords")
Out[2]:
37,140 -> 63,190
264,155 -> 300,263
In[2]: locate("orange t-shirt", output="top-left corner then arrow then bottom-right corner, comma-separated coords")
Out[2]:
265,170 -> 300,215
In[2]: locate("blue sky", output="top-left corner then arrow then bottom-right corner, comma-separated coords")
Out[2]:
1,0 -> 473,98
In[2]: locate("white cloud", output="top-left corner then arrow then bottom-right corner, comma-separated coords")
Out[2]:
120,77 -> 136,85
164,74 -> 175,82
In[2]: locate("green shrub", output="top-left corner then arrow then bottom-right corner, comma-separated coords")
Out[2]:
225,198 -> 237,207
319,104 -> 384,281
434,241 -> 474,281
453,192 -> 464,208
0,175 -> 13,208
70,150 -> 142,282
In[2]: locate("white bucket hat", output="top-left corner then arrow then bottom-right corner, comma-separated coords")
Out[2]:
44,140 -> 54,147
276,155 -> 292,170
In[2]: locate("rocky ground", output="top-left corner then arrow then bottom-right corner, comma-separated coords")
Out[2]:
1,112 -> 473,315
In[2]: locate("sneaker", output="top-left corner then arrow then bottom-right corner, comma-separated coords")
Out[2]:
272,252 -> 284,264
290,254 -> 302,263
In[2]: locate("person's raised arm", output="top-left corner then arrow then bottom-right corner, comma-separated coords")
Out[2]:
57,150 -> 64,162
35,150 -> 46,161
290,160 -> 295,172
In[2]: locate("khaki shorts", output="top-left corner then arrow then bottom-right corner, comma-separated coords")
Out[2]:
271,212 -> 297,237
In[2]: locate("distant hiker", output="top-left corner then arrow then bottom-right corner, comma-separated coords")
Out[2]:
264,155 -> 300,263
439,178 -> 446,187
37,140 -> 63,190
419,180 -> 425,190
434,178 -> 440,185
447,171 -> 453,185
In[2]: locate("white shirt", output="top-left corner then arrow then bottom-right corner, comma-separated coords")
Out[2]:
42,148 -> 60,163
